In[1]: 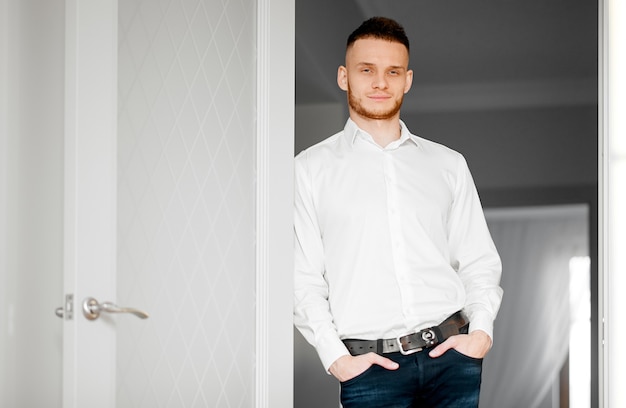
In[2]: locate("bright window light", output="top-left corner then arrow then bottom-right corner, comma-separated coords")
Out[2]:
569,256 -> 591,408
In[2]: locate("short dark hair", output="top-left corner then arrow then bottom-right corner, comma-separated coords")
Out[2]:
347,17 -> 410,52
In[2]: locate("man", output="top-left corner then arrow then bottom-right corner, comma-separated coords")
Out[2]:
294,16 -> 503,407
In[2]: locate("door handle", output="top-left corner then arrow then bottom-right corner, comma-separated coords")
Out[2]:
82,297 -> 149,320
55,294 -> 74,320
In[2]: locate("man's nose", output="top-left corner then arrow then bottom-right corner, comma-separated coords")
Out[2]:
372,73 -> 388,89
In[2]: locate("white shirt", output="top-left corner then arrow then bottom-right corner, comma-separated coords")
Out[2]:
294,119 -> 503,371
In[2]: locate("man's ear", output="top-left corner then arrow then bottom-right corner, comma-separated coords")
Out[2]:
337,66 -> 348,91
404,69 -> 414,94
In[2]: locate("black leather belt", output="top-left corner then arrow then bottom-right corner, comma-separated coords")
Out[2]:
342,311 -> 469,356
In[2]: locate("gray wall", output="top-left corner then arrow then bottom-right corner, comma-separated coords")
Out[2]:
295,102 -> 346,156
295,103 -> 597,192
403,106 -> 598,191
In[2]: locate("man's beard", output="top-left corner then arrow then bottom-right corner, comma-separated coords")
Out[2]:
347,86 -> 403,120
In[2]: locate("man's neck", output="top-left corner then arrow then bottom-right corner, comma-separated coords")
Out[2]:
351,115 -> 402,148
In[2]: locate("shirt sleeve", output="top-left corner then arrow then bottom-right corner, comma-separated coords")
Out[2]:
447,155 -> 504,341
293,152 -> 349,372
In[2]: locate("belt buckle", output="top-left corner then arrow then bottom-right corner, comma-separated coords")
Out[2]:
396,333 -> 422,355
396,328 -> 437,355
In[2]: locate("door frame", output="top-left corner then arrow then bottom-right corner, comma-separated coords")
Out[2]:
63,0 -> 118,406
255,0 -> 295,406
601,0 -> 626,406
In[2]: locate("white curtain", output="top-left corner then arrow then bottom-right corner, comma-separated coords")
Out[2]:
479,205 -> 589,408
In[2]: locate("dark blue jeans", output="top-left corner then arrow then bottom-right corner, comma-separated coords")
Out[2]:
340,349 -> 483,408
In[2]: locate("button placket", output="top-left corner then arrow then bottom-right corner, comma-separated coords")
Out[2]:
383,152 -> 412,317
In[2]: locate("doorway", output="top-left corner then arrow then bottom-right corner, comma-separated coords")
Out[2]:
294,1 -> 599,407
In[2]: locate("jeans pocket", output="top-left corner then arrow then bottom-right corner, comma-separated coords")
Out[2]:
340,364 -> 377,386
448,348 -> 484,365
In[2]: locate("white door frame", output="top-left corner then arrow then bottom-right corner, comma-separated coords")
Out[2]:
63,0 -> 118,406
602,0 -> 626,406
255,0 -> 295,406
62,0 -> 294,407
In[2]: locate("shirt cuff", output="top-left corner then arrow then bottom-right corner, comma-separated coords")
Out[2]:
467,311 -> 495,342
317,335 -> 351,373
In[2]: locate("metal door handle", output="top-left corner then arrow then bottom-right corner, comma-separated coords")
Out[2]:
55,294 -> 74,320
82,297 -> 149,320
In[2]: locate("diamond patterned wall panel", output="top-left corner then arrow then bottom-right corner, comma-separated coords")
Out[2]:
117,0 -> 256,406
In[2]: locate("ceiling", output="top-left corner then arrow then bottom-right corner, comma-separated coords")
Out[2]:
295,0 -> 598,113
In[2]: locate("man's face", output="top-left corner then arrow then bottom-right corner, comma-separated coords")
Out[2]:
337,37 -> 413,121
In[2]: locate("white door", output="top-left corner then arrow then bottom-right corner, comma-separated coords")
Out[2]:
61,0 -> 293,407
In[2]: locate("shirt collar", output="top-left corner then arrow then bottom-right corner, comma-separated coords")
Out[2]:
343,118 -> 421,149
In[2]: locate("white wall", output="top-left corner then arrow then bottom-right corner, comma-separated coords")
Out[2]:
0,0 -> 8,402
0,0 -> 65,406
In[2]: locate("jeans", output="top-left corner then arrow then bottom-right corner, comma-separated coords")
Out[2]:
340,349 -> 483,408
